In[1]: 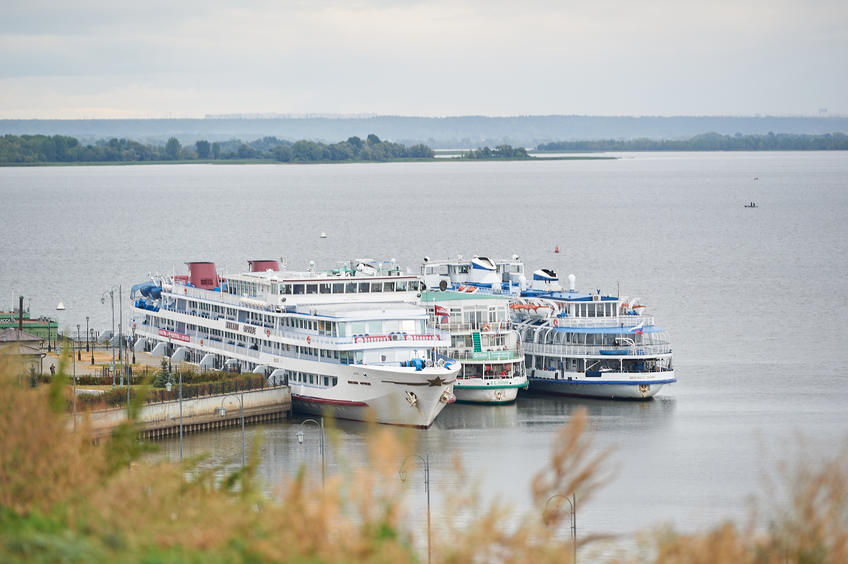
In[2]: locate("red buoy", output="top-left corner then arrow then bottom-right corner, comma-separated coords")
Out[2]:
554,245 -> 560,254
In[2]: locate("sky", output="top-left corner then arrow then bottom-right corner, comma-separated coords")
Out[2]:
1,0 -> 847,119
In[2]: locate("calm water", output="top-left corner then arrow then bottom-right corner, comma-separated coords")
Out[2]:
2,153 -> 847,542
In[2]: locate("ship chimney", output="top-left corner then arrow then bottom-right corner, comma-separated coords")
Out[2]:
248,260 -> 280,272
186,262 -> 220,290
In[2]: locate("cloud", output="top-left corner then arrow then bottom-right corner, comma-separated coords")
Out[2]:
1,0 -> 846,117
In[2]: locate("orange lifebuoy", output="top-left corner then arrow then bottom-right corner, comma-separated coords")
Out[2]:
552,319 -> 558,327
306,336 -> 311,344
482,324 -> 490,332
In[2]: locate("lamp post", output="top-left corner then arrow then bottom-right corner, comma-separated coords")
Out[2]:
543,493 -> 577,563
72,333 -> 77,432
90,328 -> 95,365
296,417 -> 325,489
101,288 -> 116,388
399,454 -> 431,564
219,393 -> 245,467
55,302 -> 65,353
76,324 -> 81,361
85,316 -> 90,352
179,369 -> 183,460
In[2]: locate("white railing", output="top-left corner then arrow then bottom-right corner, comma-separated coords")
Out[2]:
446,348 -> 523,362
432,320 -> 512,333
522,341 -> 671,357
519,314 -> 655,329
135,322 -> 451,352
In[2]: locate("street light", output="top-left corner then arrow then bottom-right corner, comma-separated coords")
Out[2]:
219,393 -> 245,467
76,324 -> 81,361
90,328 -> 95,365
296,417 -> 325,489
543,493 -> 577,563
101,288 -> 116,388
399,454 -> 431,564
55,302 -> 65,354
85,316 -> 90,352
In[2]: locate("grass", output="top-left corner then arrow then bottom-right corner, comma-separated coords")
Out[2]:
0,349 -> 846,563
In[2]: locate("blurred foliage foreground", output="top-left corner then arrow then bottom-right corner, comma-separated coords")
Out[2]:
0,353 -> 846,563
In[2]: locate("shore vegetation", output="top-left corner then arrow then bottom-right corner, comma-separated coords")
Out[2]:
0,350 -> 846,562
537,132 -> 848,152
0,133 -> 434,165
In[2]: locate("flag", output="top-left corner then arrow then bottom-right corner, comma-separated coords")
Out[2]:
630,322 -> 644,334
434,305 -> 449,321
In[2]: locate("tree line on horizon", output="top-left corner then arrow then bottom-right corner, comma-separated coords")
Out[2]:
461,145 -> 530,159
0,133 -> 435,164
537,131 -> 848,152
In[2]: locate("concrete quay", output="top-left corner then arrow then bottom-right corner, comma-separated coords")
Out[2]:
74,386 -> 292,439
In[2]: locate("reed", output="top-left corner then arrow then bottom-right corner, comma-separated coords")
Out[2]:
0,350 -> 846,562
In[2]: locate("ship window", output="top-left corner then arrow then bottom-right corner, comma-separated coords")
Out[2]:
410,281 -> 420,291
383,282 -> 395,292
282,284 -> 292,295
332,283 -> 344,293
293,284 -> 304,295
358,282 -> 370,293
367,320 -> 382,333
306,284 -> 318,294
319,283 -> 331,294
396,280 -> 408,291
346,281 -> 358,293
371,282 -> 383,293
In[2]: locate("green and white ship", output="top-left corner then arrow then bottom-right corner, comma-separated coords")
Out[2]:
421,290 -> 527,403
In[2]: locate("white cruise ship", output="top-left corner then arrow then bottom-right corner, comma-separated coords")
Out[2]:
130,259 -> 459,427
515,271 -> 675,399
420,290 -> 527,403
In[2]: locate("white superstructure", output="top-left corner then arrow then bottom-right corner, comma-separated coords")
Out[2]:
421,290 -> 527,403
130,260 -> 458,427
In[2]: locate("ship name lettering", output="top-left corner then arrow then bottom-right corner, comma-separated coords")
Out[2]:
226,321 -> 239,330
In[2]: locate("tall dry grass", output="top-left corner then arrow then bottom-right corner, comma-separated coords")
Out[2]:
1,349 -> 846,563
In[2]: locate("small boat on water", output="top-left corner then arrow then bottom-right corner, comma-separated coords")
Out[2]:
744,202 -> 758,208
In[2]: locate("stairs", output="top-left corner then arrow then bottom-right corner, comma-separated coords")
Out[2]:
472,332 -> 482,352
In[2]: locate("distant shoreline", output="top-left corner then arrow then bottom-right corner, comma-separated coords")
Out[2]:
0,155 -> 616,167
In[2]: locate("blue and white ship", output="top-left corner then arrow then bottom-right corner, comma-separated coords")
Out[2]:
421,255 -> 675,399
514,271 -> 675,399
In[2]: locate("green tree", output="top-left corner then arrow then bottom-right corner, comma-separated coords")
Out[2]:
165,137 -> 181,160
196,140 -> 211,159
212,142 -> 221,159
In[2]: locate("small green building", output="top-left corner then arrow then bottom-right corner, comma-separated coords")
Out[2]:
0,309 -> 58,341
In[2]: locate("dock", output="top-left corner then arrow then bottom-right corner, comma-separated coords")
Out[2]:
73,386 -> 292,439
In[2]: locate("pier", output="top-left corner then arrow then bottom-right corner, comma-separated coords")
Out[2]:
73,386 -> 292,439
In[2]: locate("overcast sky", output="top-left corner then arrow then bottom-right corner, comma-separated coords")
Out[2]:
1,0 -> 846,118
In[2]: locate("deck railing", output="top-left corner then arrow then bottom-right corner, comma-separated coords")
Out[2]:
522,341 -> 672,357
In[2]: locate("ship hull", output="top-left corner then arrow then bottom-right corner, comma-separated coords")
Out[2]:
453,377 -> 527,404
527,372 -> 675,400
291,363 -> 459,427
